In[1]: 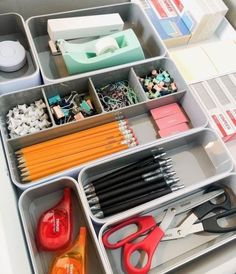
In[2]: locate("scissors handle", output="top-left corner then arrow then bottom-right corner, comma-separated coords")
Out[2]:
194,190 -> 231,219
102,216 -> 156,249
202,208 -> 236,233
123,226 -> 164,274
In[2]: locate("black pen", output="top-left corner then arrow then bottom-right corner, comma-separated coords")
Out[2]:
84,158 -> 172,193
85,164 -> 172,196
89,177 -> 179,209
84,149 -> 166,190
88,172 -> 176,205
93,184 -> 184,218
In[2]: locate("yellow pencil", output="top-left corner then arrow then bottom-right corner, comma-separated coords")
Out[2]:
21,142 -> 136,182
16,126 -> 130,157
16,120 -> 127,155
19,134 -> 134,167
20,140 -> 132,174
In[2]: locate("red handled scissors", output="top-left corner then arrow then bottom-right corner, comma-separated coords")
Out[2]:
102,188 -> 227,274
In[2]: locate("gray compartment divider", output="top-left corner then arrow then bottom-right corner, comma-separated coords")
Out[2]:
0,87 -> 52,140
41,87 -> 56,127
88,77 -> 105,113
130,67 -> 148,102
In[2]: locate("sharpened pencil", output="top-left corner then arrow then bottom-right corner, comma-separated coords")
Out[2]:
18,134 -> 134,167
21,141 -> 137,182
15,120 -> 128,155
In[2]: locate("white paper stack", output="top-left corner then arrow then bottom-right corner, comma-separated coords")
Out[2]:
202,41 -> 236,75
170,0 -> 228,43
170,47 -> 218,83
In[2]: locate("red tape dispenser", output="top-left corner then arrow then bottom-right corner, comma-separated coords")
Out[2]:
36,188 -> 72,251
50,227 -> 87,274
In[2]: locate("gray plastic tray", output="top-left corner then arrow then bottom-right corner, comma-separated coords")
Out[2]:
25,2 -> 166,83
18,176 -> 107,274
78,128 -> 234,224
98,173 -> 236,274
0,13 -> 41,93
0,58 -> 209,189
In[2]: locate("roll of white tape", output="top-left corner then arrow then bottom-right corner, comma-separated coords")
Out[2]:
95,37 -> 119,56
0,41 -> 26,72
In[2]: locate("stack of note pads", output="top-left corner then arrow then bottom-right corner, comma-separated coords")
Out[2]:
170,40 -> 236,83
145,0 -> 228,46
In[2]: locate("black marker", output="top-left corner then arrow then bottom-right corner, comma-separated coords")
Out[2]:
88,172 -> 176,205
93,184 -> 184,218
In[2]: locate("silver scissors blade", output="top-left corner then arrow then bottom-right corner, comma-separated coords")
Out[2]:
154,189 -> 224,224
162,189 -> 226,240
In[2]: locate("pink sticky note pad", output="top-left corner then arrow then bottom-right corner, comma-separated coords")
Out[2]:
158,123 -> 190,138
150,103 -> 182,120
155,111 -> 188,130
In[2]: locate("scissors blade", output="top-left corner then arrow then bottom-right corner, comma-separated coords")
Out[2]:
162,189 -> 226,240
153,189 -> 224,224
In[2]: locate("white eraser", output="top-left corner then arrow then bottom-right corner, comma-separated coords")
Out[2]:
47,13 -> 124,41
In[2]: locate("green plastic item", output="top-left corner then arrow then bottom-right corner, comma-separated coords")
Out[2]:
57,29 -> 145,75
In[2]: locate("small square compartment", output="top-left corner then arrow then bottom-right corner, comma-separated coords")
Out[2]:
0,87 -> 52,139
133,57 -> 187,101
18,176 -> 106,274
43,77 -> 103,125
0,13 -> 41,93
91,67 -> 147,112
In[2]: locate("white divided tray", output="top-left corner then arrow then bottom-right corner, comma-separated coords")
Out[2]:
0,58 -> 208,189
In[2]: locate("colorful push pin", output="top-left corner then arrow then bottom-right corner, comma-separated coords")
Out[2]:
50,227 -> 87,274
36,188 -> 72,251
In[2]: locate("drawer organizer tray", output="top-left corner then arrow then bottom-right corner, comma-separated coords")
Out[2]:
0,13 -> 41,93
78,128 -> 234,224
0,58 -> 208,189
26,2 -> 166,83
98,173 -> 236,274
18,176 -> 107,274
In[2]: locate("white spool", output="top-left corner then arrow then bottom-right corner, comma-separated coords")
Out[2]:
95,37 -> 119,56
0,41 -> 26,72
